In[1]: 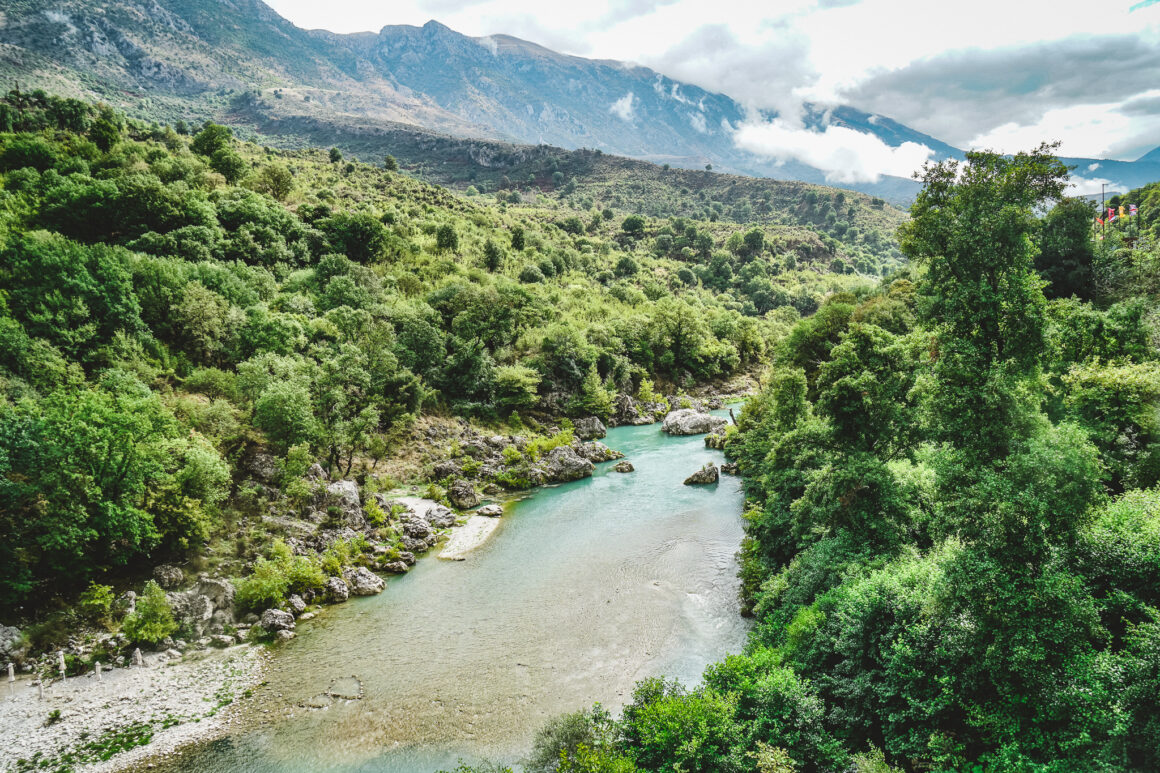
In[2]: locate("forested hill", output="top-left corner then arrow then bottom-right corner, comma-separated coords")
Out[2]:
0,90 -> 887,607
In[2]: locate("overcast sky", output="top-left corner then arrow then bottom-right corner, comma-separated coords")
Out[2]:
266,0 -> 1160,171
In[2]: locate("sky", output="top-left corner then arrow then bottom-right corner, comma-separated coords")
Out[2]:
265,0 -> 1160,184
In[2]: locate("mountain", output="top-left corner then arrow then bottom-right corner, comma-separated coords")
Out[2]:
0,0 -> 1156,199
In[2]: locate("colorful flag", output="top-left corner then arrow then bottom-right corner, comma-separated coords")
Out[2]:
1130,204 -> 1139,216
1109,215 -> 1119,223
1108,207 -> 1115,218
1096,217 -> 1105,225
1120,205 -> 1127,218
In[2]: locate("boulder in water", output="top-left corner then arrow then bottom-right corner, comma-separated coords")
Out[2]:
663,409 -> 727,436
325,576 -> 350,603
683,463 -> 720,485
613,460 -> 635,473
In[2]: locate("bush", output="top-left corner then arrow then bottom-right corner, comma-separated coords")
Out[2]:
78,582 -> 116,628
122,581 -> 177,645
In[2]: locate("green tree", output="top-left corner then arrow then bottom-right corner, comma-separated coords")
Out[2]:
383,154 -> 398,171
191,122 -> 232,157
122,580 -> 177,645
329,146 -> 343,163
575,365 -> 613,420
436,223 -> 460,253
483,239 -> 504,272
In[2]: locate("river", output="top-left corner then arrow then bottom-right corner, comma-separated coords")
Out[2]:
162,412 -> 749,772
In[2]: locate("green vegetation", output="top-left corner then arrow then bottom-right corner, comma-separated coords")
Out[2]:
0,90 -> 878,611
459,145 -> 1160,772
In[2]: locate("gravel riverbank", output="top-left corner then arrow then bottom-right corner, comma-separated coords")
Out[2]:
1,646 -> 267,772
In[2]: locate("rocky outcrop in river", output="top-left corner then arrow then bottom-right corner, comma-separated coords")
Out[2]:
683,463 -> 720,485
663,409 -> 728,436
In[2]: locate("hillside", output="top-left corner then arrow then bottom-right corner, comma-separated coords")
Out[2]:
0,89 -> 895,613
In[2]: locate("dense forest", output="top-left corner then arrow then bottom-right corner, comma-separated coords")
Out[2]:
0,90 -> 881,613
480,146 -> 1160,772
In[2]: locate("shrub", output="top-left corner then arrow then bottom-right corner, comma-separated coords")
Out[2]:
78,582 -> 116,628
122,581 -> 177,645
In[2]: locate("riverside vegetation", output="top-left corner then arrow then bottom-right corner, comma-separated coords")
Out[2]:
0,90 -> 880,665
442,147 -> 1160,772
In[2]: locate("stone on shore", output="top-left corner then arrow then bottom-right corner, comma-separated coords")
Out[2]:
573,416 -> 607,440
261,608 -> 295,631
447,479 -> 480,509
683,463 -> 720,485
543,446 -> 595,482
153,564 -> 184,588
662,409 -> 728,436
325,576 -> 350,603
613,460 -> 635,473
326,480 -> 365,529
343,566 -> 385,596
477,504 -> 504,517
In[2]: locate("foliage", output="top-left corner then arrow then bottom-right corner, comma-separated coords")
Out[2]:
121,580 -> 177,645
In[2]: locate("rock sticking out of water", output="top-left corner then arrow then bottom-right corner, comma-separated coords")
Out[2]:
613,460 -> 635,473
683,463 -> 720,485
662,409 -> 728,436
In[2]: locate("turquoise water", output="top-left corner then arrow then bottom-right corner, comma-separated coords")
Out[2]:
161,413 -> 748,772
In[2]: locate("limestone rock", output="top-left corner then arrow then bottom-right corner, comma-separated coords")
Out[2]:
447,479 -> 480,510
153,564 -> 184,589
662,409 -> 728,436
325,576 -> 350,603
209,634 -> 235,649
261,608 -> 295,632
287,594 -> 307,615
721,462 -> 741,475
573,416 -> 607,440
683,463 -> 720,485
0,624 -> 26,663
401,516 -> 434,542
424,505 -> 457,529
613,460 -> 635,473
383,561 -> 409,574
704,432 -> 727,450
196,576 -> 235,618
274,629 -> 296,642
578,441 -> 624,463
245,452 -> 280,484
477,504 -> 504,517
343,567 -> 385,596
304,463 -> 329,482
543,446 -> 595,482
326,480 -> 365,529
431,460 -> 462,480
167,591 -> 214,638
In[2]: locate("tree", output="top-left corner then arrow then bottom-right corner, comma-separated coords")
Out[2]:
191,122 -> 232,157
622,215 -> 646,238
575,365 -> 613,419
209,147 -> 247,184
122,580 -> 177,645
383,154 -> 398,171
1036,197 -> 1096,300
436,223 -> 459,253
495,365 -> 541,413
329,146 -> 343,163
250,163 -> 293,200
899,143 -> 1068,459
511,225 -> 526,251
483,239 -> 504,272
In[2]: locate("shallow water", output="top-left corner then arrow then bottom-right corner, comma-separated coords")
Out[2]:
165,413 -> 749,772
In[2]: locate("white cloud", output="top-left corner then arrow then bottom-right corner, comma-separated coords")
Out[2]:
733,118 -> 933,183
688,111 -> 708,133
1087,162 -> 1101,171
610,91 -> 636,121
1067,174 -> 1118,196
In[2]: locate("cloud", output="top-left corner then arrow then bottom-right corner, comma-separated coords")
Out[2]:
688,112 -> 708,133
646,23 -> 816,121
732,118 -> 933,182
1087,162 -> 1100,171
610,91 -> 636,121
1067,174 -> 1118,196
842,35 -> 1160,148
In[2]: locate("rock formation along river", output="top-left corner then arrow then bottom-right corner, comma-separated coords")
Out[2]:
161,411 -> 749,772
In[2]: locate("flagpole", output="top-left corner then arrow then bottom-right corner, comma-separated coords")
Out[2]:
1101,183 -> 1106,239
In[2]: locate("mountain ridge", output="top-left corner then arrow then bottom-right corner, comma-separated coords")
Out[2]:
1,0 -> 1157,197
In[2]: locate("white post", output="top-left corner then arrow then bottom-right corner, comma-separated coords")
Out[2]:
95,661 -> 102,682
7,662 -> 13,698
58,651 -> 66,684
37,681 -> 43,700
133,648 -> 143,667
